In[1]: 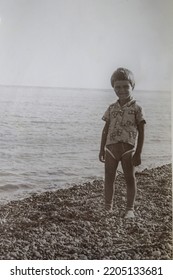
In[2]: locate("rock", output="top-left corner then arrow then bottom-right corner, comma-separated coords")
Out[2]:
24,245 -> 30,251
45,231 -> 51,237
10,252 -> 18,258
165,243 -> 172,250
72,253 -> 78,259
162,254 -> 170,260
34,251 -> 42,258
78,254 -> 88,260
152,250 -> 161,258
133,254 -> 141,260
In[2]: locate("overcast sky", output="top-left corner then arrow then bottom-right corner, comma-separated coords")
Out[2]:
0,0 -> 172,90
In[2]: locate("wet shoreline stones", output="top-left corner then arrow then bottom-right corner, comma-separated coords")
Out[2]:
0,164 -> 172,260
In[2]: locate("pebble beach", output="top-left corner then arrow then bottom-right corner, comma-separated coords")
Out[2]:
0,164 -> 172,260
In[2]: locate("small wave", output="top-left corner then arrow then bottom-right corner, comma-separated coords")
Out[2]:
30,120 -> 61,125
0,172 -> 16,177
81,175 -> 104,181
51,170 -> 78,177
0,183 -> 32,192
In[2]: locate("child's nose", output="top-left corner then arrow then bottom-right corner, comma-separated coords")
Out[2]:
119,87 -> 125,93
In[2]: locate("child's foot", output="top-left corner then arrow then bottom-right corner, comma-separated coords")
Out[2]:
124,210 -> 135,219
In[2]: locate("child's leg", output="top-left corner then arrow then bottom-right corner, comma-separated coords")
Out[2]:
121,152 -> 136,211
105,149 -> 118,210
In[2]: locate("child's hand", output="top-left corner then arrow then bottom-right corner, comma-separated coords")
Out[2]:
99,150 -> 105,163
132,152 -> 141,166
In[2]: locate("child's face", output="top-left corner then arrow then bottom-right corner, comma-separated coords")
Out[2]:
113,80 -> 133,100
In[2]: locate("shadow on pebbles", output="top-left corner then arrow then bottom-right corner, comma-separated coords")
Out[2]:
0,164 -> 172,260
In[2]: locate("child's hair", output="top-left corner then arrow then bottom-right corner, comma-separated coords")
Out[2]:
111,67 -> 135,89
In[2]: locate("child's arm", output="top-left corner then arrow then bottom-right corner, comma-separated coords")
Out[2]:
99,122 -> 109,162
133,121 -> 145,166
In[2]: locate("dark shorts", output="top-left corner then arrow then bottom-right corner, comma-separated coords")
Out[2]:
106,142 -> 134,162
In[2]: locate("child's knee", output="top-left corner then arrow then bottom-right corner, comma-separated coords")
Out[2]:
125,175 -> 136,186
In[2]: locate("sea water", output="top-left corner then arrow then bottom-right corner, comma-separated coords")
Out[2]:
0,86 -> 171,204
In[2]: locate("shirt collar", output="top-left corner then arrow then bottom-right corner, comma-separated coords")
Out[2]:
116,97 -> 136,108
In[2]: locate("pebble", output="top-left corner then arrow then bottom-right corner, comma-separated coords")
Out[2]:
10,252 -> 17,258
21,217 -> 32,223
162,254 -> 170,260
133,254 -> 141,260
72,253 -> 78,259
34,251 -> 42,258
165,243 -> 172,250
152,250 -> 161,258
45,231 -> 51,237
85,221 -> 91,227
78,254 -> 88,260
24,246 -> 30,251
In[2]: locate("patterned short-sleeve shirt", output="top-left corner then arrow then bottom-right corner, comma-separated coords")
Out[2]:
102,98 -> 146,147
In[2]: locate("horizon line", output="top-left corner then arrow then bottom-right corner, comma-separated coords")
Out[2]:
0,83 -> 170,93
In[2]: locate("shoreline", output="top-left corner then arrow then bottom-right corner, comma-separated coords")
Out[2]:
0,161 -> 171,206
0,164 -> 172,260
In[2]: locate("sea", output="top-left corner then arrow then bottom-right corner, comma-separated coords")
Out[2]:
0,86 -> 171,204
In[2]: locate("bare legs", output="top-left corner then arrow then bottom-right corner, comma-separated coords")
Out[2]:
121,152 -> 136,211
104,147 -> 136,211
104,151 -> 118,209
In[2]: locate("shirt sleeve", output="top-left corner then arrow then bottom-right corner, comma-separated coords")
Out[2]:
135,105 -> 146,125
102,106 -> 110,122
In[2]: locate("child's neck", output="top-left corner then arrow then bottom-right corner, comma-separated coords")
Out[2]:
118,96 -> 132,106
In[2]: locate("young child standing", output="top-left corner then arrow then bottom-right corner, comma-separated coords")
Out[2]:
99,67 -> 146,218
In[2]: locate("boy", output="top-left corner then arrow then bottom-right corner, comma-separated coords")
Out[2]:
99,67 -> 146,218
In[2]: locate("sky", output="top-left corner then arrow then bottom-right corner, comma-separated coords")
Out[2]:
0,0 -> 172,90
